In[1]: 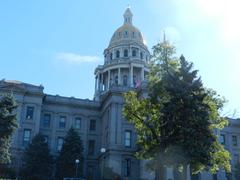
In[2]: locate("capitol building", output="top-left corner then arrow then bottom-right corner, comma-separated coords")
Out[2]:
0,8 -> 239,180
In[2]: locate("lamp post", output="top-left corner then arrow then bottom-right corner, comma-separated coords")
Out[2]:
75,159 -> 80,178
100,148 -> 106,180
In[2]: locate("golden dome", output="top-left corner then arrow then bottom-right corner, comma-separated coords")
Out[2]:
108,8 -> 146,47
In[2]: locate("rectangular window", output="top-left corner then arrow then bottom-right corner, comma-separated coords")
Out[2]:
23,129 -> 31,145
57,137 -> 64,151
89,119 -> 96,131
220,134 -> 225,145
75,117 -> 81,129
125,130 -> 131,147
124,159 -> 131,177
232,135 -> 238,146
26,106 -> 34,119
88,140 -> 95,155
59,116 -> 66,128
43,114 -> 51,127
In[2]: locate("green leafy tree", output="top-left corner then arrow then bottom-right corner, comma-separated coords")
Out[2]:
123,40 -> 231,180
20,133 -> 53,180
0,94 -> 18,178
56,127 -> 84,180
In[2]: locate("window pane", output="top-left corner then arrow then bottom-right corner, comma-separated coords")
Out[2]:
132,50 -> 136,57
57,138 -> 64,151
124,159 -> 131,177
59,116 -> 66,128
26,106 -> 34,119
220,134 -> 225,145
90,119 -> 96,131
232,135 -> 237,146
75,118 -> 81,129
125,131 -> 131,147
124,50 -> 128,57
43,114 -> 51,127
23,129 -> 31,145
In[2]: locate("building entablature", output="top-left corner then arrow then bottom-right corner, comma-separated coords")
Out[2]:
0,79 -> 44,97
43,94 -> 100,110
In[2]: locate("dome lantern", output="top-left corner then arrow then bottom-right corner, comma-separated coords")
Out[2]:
123,7 -> 133,25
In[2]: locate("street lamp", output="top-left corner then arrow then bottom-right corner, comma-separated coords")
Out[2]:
100,148 -> 106,180
75,159 -> 80,178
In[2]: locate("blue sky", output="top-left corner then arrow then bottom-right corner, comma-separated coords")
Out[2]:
0,0 -> 239,117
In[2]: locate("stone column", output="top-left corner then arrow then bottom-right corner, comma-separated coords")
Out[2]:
108,70 -> 110,90
130,64 -> 133,87
97,73 -> 100,91
118,68 -> 121,85
100,73 -> 103,91
95,75 -> 97,92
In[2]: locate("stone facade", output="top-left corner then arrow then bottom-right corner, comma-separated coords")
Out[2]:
0,8 -> 239,180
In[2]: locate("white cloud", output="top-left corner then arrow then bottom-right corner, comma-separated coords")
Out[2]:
56,52 -> 100,64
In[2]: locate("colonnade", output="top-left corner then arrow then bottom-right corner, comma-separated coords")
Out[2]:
95,65 -> 145,92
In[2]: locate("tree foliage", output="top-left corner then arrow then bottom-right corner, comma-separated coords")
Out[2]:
0,94 -> 18,164
20,133 -> 53,180
56,127 -> 84,180
123,40 -> 231,179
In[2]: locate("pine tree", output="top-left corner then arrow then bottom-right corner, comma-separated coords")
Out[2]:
20,133 -> 53,180
56,127 -> 84,180
123,41 -> 231,180
0,94 -> 18,164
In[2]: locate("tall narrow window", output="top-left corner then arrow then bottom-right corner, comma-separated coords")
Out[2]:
90,119 -> 96,131
88,140 -> 95,155
57,137 -> 64,152
26,106 -> 34,119
59,116 -> 66,128
132,50 -> 136,57
116,50 -> 120,58
232,135 -> 238,146
23,129 -> 31,145
43,114 -> 51,127
220,134 -> 225,145
125,130 -> 131,147
140,52 -> 143,59
75,117 -> 81,129
124,49 -> 128,57
124,159 -> 131,177
123,75 -> 128,86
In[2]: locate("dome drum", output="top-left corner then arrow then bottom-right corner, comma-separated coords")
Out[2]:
94,8 -> 150,100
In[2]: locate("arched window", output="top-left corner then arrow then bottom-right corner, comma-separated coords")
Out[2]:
110,53 -> 113,60
124,49 -> 128,57
115,76 -> 118,85
123,75 -> 128,86
132,50 -> 136,57
140,52 -> 143,59
116,50 -> 120,58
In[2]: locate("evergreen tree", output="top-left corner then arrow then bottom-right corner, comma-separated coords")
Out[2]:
0,94 -> 18,164
56,127 -> 84,180
123,40 -> 231,180
20,133 -> 53,180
